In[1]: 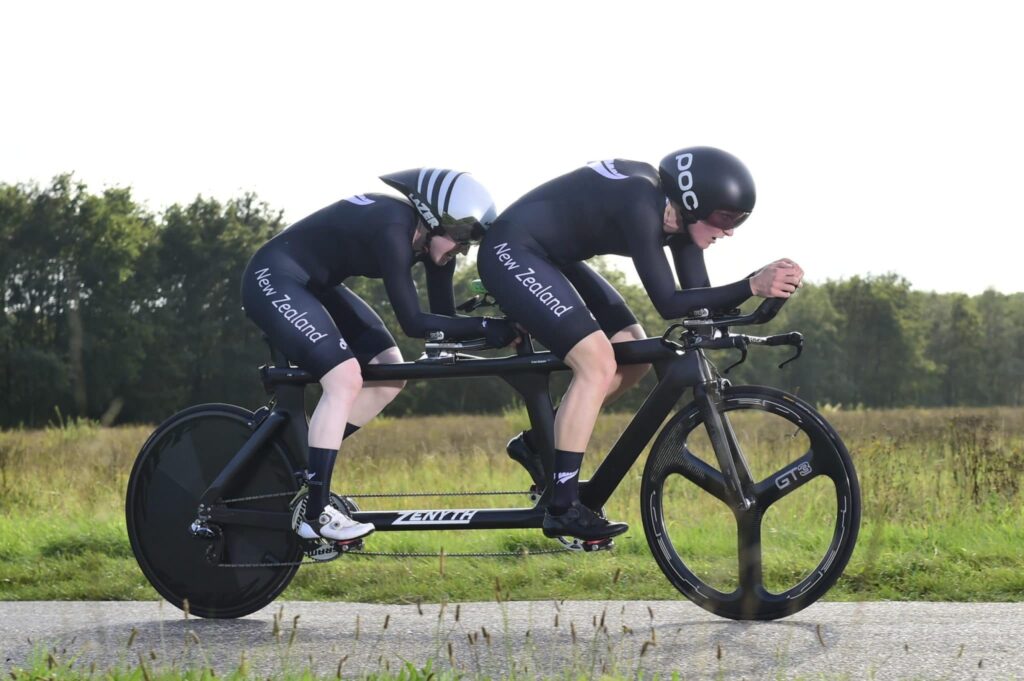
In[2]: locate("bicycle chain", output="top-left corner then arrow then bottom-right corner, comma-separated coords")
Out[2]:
220,489 -> 532,504
217,546 -> 573,568
214,487 -> 565,568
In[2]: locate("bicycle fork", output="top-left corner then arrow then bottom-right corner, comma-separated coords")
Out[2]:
693,352 -> 756,511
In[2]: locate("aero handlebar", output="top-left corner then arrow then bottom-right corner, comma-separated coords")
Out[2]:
680,296 -> 788,329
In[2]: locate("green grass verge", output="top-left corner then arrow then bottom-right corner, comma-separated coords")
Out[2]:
1,408 -> 1022,603
3,514 -> 1022,603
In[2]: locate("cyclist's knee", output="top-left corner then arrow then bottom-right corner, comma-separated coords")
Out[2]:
384,380 -> 407,394
609,323 -> 647,344
619,362 -> 651,387
617,354 -> 651,382
369,346 -> 403,365
367,347 -> 407,393
609,324 -> 650,386
320,358 -> 363,398
567,333 -> 617,388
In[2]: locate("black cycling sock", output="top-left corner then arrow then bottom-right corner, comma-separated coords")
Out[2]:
550,449 -> 583,514
343,423 -> 360,438
305,447 -> 338,522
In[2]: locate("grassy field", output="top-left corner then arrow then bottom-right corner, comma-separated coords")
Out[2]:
0,407 -> 1022,603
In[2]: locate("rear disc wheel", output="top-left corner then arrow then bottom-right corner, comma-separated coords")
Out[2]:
126,404 -> 302,618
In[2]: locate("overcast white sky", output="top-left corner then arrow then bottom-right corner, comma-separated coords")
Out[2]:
2,1 -> 1021,294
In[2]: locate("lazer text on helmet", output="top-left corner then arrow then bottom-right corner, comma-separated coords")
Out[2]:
409,195 -> 440,229
675,153 -> 699,210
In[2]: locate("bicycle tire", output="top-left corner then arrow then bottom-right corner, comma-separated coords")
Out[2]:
126,403 -> 302,618
641,385 -> 860,620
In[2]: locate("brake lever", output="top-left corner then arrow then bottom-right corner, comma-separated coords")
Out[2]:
779,341 -> 803,369
722,341 -> 748,374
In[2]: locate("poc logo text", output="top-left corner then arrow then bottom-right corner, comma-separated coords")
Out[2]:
675,153 -> 699,211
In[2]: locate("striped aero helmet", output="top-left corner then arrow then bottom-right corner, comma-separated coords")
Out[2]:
380,168 -> 497,244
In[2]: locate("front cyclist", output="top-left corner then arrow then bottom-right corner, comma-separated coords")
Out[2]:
241,169 -> 518,544
478,147 -> 803,540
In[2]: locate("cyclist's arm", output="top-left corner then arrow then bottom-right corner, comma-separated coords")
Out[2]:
625,205 -> 751,319
666,235 -> 710,288
670,238 -> 753,311
424,257 -> 457,316
377,232 -> 485,339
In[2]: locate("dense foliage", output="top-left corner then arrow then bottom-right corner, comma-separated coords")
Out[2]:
2,176 -> 1022,426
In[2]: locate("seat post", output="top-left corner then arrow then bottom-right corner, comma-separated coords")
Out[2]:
256,334 -> 312,465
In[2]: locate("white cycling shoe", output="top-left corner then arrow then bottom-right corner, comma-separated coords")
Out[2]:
296,504 -> 375,542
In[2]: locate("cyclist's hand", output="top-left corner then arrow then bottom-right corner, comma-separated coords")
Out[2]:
750,259 -> 804,298
481,317 -> 519,348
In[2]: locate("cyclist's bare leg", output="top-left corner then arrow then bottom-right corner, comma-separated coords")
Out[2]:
541,331 -> 629,537
555,331 -> 617,452
303,357 -> 374,537
604,324 -> 651,405
511,325 -> 647,480
309,358 -> 363,448
347,347 -> 406,426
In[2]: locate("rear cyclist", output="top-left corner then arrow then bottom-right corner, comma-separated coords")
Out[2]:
241,169 -> 517,544
478,147 -> 803,540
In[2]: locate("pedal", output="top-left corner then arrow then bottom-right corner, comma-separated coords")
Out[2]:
555,536 -> 615,552
582,537 -> 615,552
335,537 -> 364,553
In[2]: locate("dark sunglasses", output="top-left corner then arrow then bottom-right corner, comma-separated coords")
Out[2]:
703,210 -> 751,230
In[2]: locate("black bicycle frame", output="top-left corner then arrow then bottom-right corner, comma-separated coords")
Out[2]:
201,336 -> 742,533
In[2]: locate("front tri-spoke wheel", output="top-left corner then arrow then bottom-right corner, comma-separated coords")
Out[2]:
640,385 -> 860,620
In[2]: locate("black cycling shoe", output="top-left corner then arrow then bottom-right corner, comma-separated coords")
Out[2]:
542,500 -> 629,540
506,432 -> 546,490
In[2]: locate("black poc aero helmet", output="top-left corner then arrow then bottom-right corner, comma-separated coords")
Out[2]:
380,168 -> 497,244
658,146 -> 756,230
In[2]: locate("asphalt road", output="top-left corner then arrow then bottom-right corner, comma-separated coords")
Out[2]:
2,601 -> 1022,680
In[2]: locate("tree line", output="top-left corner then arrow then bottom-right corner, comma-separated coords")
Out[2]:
1,175 -> 1021,427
